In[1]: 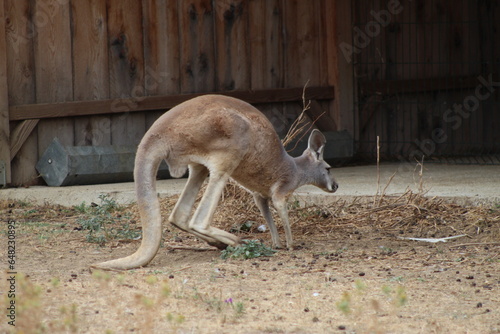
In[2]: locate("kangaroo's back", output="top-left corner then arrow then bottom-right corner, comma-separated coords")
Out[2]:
144,95 -> 289,189
149,94 -> 280,149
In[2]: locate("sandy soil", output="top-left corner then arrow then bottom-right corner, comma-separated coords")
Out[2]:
1,195 -> 499,334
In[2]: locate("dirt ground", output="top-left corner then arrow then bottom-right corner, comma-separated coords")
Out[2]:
1,191 -> 499,334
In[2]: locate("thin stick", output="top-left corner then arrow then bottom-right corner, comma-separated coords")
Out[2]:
166,246 -> 217,252
378,171 -> 397,207
416,156 -> 425,194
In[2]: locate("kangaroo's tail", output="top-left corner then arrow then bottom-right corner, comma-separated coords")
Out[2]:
91,134 -> 167,270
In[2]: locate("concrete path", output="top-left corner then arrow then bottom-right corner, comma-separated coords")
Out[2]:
1,163 -> 499,207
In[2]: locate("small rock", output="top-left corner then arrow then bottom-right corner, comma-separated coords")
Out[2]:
257,224 -> 267,232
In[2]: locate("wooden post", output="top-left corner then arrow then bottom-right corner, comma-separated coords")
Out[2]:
142,0 -> 181,128
72,0 -> 110,146
35,0 -> 74,164
214,0 -> 250,91
0,0 -> 11,184
179,0 -> 216,93
5,0 -> 38,186
248,0 -> 286,136
107,0 -> 146,146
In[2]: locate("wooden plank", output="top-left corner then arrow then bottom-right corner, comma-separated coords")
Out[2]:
71,0 -> 110,146
214,0 -> 250,91
282,0 -> 320,132
107,0 -> 146,146
248,0 -> 285,135
248,0 -> 266,89
395,0 -> 409,80
4,0 -> 36,106
284,0 -> 320,87
329,0 -> 354,135
282,0 -> 299,88
477,0 -> 496,153
317,0 -> 337,132
0,0 -> 10,183
34,0 -> 74,162
405,1 -> 418,80
143,0 -> 180,96
142,0 -> 181,127
10,86 -> 335,121
249,0 -> 283,89
359,75 -> 489,95
10,120 -> 39,161
486,1 -> 500,149
179,0 -> 216,93
5,0 -> 38,185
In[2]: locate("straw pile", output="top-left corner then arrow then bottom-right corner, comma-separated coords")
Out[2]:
154,181 -> 500,244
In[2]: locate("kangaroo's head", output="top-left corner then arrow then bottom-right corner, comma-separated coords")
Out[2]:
301,129 -> 339,193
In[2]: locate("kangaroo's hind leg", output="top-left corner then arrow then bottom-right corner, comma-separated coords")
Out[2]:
188,172 -> 240,248
169,164 -> 209,232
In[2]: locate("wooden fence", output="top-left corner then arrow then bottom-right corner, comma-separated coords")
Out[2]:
0,0 -> 354,186
3,0 -> 499,187
353,0 -> 500,159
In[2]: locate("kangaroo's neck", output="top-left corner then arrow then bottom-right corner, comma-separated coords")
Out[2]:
272,151 -> 313,196
293,152 -> 315,187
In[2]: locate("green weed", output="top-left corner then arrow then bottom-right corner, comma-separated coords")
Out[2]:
221,240 -> 276,260
76,194 -> 139,244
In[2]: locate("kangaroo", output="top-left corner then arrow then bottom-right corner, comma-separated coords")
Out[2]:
93,95 -> 338,270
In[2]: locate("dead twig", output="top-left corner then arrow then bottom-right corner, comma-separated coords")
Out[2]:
283,81 -> 325,152
166,246 -> 218,252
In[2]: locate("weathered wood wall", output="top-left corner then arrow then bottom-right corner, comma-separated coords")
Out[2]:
0,1 -> 8,185
353,0 -> 500,159
4,0 -> 499,186
1,0 -> 350,186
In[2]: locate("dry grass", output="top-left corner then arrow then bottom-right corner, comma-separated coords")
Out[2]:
2,182 -> 499,247
140,179 -> 500,248
216,185 -> 499,243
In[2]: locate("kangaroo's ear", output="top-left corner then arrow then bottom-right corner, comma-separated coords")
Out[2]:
307,129 -> 326,160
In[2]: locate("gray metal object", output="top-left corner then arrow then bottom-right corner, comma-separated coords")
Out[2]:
36,138 -> 171,187
286,130 -> 354,160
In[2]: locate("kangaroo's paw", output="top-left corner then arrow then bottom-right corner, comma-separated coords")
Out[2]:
207,234 -> 243,250
207,240 -> 230,250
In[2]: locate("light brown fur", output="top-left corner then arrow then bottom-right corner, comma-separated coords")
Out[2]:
93,95 -> 338,270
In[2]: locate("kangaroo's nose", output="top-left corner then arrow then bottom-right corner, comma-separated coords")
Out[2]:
332,182 -> 339,193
